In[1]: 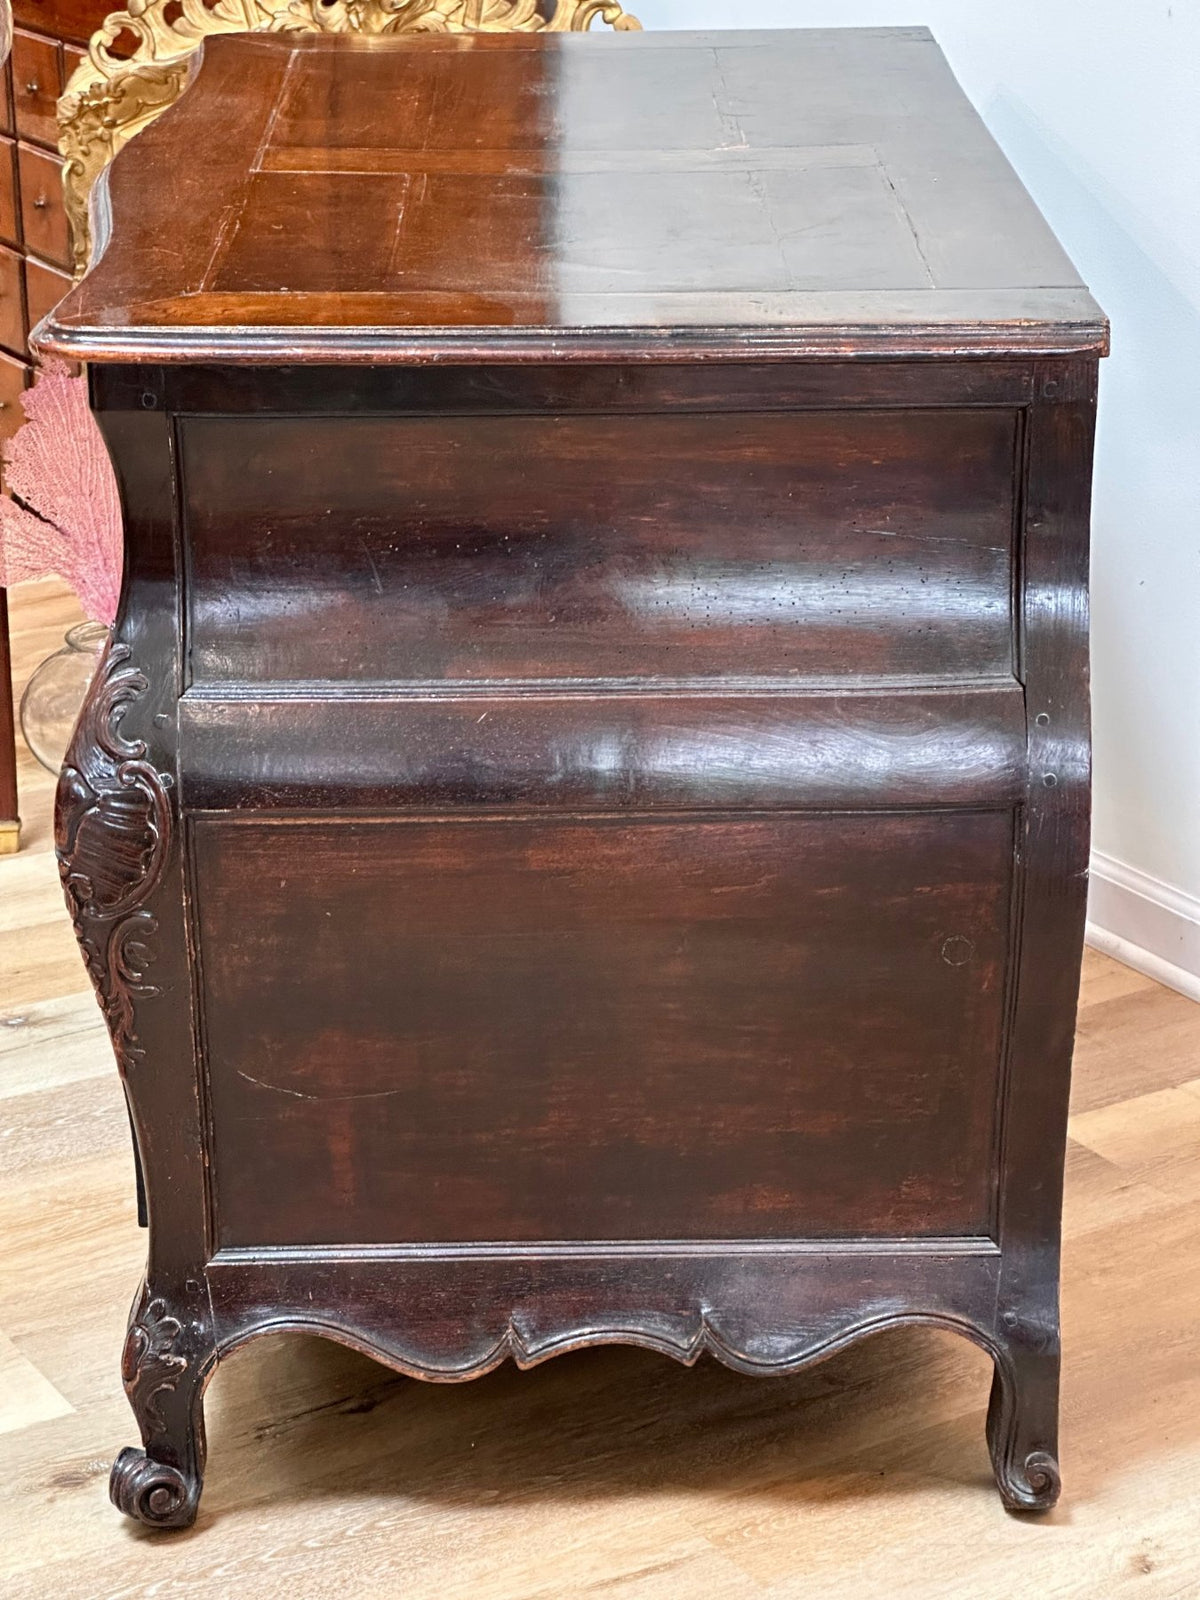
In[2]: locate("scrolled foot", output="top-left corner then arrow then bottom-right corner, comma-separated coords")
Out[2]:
109,1446 -> 199,1529
111,1277 -> 213,1528
986,1340 -> 1062,1514
995,1447 -> 1062,1514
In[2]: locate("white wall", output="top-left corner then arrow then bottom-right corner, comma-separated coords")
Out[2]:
634,1 -> 1200,993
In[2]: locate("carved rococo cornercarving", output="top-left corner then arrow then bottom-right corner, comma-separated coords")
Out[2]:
55,640 -> 172,1073
110,1281 -> 213,1528
121,1293 -> 188,1435
58,0 -> 642,276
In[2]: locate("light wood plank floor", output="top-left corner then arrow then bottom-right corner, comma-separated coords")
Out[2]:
2,579 -> 1199,1600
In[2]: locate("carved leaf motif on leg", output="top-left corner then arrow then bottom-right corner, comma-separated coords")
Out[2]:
110,1284 -> 214,1530
112,1302 -> 193,1527
55,640 -> 172,1075
121,1297 -> 188,1435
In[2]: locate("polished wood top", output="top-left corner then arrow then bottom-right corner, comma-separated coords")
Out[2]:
37,27 -> 1107,365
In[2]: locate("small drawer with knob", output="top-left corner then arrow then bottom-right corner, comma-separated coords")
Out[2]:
11,30 -> 63,149
0,58 -> 13,137
25,253 -> 71,332
0,245 -> 27,355
0,137 -> 18,247
18,141 -> 70,268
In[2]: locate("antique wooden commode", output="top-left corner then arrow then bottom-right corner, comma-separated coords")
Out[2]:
37,23 -> 1107,1526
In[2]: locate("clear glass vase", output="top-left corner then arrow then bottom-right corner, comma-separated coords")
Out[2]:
19,621 -> 110,774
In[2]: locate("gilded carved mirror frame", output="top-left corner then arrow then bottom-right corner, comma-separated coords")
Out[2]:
57,0 -> 642,278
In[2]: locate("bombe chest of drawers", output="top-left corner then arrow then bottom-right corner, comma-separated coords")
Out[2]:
37,25 -> 1107,1527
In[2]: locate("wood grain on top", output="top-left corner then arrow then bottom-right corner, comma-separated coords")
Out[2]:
36,27 -> 1108,362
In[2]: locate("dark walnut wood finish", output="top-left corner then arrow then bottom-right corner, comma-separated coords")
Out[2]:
35,26 -> 1106,1528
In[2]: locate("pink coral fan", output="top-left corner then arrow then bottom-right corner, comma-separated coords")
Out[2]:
0,361 -> 122,623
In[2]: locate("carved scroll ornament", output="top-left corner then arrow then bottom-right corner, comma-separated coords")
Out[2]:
58,0 -> 642,277
109,1280 -> 215,1528
121,1293 -> 188,1436
55,640 -> 171,1073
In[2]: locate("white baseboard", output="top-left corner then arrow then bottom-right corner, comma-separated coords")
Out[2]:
1086,851 -> 1200,1003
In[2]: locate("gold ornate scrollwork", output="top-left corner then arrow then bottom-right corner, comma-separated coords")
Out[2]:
58,0 -> 642,278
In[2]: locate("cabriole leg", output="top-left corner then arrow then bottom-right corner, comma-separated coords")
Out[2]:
986,1323 -> 1062,1513
109,1280 -> 215,1530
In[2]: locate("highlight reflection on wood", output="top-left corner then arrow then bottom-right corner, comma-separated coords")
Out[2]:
57,0 -> 641,276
